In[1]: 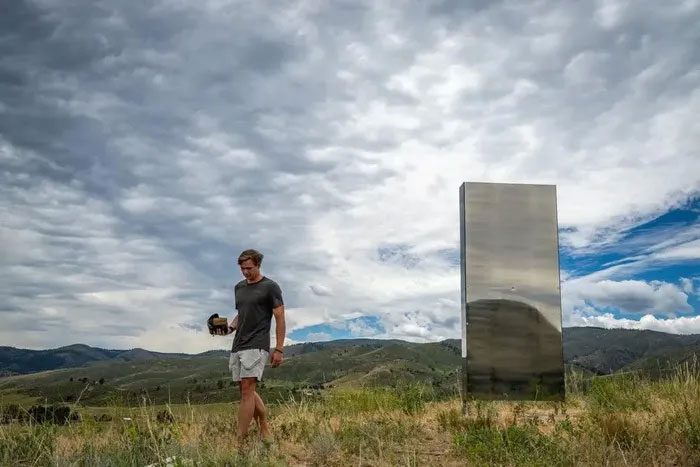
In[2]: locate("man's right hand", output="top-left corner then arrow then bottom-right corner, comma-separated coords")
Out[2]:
207,313 -> 228,336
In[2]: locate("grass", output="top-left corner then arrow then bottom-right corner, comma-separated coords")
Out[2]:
0,391 -> 38,407
1,364 -> 700,466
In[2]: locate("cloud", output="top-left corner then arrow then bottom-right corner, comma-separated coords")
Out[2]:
1,0 -> 699,350
306,332 -> 332,342
568,312 -> 700,335
561,272 -> 699,342
680,277 -> 694,294
654,239 -> 700,261
377,244 -> 421,269
309,284 -> 333,297
347,318 -> 379,337
577,279 -> 692,315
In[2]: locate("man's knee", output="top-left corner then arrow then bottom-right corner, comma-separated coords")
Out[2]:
240,378 -> 257,397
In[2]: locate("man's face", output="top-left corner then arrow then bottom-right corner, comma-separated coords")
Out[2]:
239,259 -> 259,281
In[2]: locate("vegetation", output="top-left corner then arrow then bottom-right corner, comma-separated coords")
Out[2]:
5,327 -> 700,410
1,360 -> 699,466
0,340 -> 462,407
3,327 -> 699,379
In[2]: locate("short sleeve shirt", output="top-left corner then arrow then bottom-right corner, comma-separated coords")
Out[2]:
231,276 -> 284,353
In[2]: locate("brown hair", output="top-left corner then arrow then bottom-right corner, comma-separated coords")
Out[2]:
238,249 -> 264,266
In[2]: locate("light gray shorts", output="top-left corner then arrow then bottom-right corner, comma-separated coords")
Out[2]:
229,349 -> 269,382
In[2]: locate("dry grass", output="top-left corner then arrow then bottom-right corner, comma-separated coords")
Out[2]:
1,366 -> 700,466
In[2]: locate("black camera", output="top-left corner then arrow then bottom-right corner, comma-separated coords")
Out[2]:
207,313 -> 229,335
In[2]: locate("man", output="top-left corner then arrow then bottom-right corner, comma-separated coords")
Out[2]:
211,249 -> 286,446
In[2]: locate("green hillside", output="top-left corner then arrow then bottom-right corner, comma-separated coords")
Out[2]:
2,327 -> 700,407
0,340 -> 463,407
563,327 -> 700,374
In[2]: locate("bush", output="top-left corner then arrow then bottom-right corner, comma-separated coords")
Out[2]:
156,410 -> 175,424
396,382 -> 433,415
309,431 -> 340,465
0,404 -> 25,424
27,405 -> 79,425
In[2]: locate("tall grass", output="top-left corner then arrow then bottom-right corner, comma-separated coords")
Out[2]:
1,367 -> 699,466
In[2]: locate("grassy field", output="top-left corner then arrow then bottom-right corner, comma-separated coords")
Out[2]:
1,362 -> 699,466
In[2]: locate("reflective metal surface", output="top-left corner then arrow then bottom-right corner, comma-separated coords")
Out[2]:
460,182 -> 565,400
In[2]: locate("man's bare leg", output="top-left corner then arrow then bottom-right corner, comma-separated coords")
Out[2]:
254,391 -> 271,440
237,378 -> 257,445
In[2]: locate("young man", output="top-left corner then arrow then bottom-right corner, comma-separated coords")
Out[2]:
214,249 -> 286,446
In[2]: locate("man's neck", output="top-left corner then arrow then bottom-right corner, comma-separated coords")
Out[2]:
247,274 -> 264,284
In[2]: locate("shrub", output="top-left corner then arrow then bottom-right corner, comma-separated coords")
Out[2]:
27,405 -> 79,425
94,414 -> 113,422
309,431 -> 340,465
156,410 -> 175,424
396,382 -> 433,415
0,404 -> 25,424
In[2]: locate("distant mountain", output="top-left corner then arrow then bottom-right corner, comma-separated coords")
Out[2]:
1,326 -> 698,378
0,344 -> 187,376
562,327 -> 700,374
0,338 -> 430,376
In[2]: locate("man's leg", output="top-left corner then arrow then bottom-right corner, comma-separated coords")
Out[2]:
239,382 -> 263,426
237,377 -> 257,443
242,384 -> 266,432
253,391 -> 271,439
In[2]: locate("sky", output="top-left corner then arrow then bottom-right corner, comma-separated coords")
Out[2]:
1,0 -> 698,353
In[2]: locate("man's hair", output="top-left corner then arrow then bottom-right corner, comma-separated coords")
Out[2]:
238,249 -> 264,266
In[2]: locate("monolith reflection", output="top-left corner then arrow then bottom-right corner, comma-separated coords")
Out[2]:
460,182 -> 565,401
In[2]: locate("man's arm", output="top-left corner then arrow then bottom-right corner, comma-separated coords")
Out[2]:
226,314 -> 238,335
272,305 -> 285,351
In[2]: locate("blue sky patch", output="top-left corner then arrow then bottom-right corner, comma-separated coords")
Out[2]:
290,316 -> 385,342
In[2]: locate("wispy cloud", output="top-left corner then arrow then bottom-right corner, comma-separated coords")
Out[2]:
1,0 -> 699,350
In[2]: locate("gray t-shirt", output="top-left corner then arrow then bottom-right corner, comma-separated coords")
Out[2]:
231,276 -> 284,353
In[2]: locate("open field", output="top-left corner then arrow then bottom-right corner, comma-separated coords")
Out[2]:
1,362 -> 700,466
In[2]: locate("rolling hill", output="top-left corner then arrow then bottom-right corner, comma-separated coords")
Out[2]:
562,327 -> 700,373
0,344 -> 187,377
0,327 -> 698,406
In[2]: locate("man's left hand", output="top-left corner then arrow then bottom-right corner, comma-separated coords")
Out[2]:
270,349 -> 283,367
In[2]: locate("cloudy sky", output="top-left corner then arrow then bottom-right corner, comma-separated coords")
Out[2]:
1,0 -> 698,353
